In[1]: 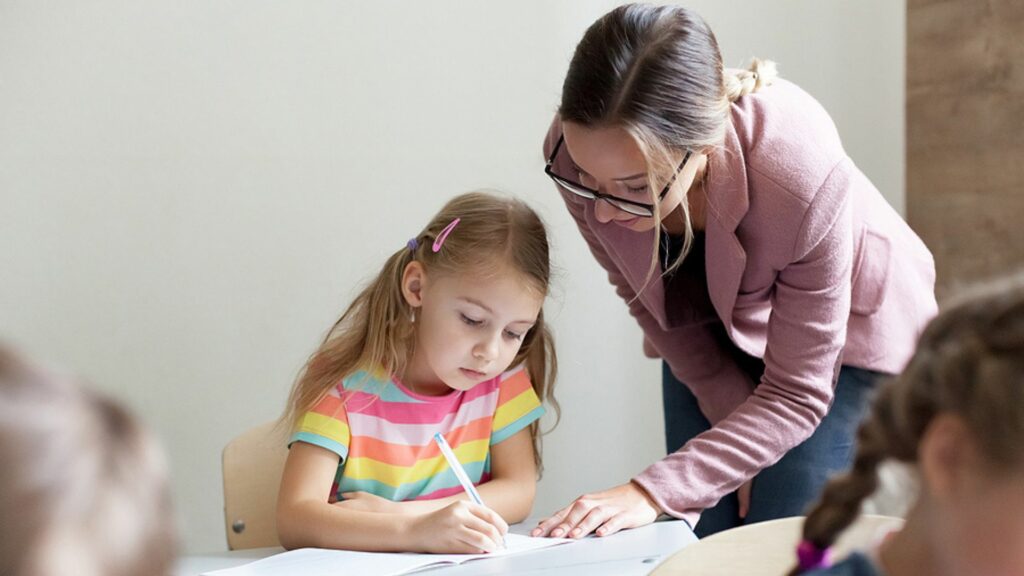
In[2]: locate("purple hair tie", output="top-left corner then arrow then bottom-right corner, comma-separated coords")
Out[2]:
407,238 -> 419,251
796,540 -> 832,571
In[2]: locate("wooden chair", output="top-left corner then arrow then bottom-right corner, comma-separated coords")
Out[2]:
650,515 -> 904,576
222,420 -> 289,550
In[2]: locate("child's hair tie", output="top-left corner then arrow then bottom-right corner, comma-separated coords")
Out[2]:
406,238 -> 419,252
796,540 -> 832,571
432,218 -> 460,253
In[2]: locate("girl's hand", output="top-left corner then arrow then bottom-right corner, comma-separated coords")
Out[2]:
335,491 -> 398,514
530,482 -> 661,539
408,500 -> 509,554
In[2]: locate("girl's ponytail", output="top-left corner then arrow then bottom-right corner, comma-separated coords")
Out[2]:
283,242 -> 418,431
791,272 -> 1024,574
518,308 -> 560,474
787,416 -> 887,574
788,378 -> 920,575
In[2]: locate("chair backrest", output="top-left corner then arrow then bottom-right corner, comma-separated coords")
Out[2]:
222,420 -> 289,550
650,514 -> 904,576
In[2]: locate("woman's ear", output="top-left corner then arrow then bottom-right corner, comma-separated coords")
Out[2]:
401,261 -> 426,308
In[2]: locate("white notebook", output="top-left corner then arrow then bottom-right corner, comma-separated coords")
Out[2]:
203,534 -> 573,576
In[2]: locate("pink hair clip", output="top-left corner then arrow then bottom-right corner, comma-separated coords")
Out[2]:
432,218 -> 460,253
796,540 -> 832,571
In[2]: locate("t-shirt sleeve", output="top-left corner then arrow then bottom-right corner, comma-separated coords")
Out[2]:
289,388 -> 351,462
490,367 -> 545,445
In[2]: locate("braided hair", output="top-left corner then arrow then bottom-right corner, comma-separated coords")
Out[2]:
790,272 -> 1024,574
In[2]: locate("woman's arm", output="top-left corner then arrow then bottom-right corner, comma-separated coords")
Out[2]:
341,427 -> 538,523
276,442 -> 507,553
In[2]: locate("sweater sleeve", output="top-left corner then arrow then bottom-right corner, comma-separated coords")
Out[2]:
632,159 -> 854,518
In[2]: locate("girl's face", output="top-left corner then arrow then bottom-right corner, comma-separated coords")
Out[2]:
952,473 -> 1024,576
561,121 -> 702,233
400,263 -> 543,396
930,463 -> 1024,576
917,415 -> 1024,576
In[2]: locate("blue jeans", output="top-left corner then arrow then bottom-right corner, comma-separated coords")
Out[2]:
661,359 -> 881,538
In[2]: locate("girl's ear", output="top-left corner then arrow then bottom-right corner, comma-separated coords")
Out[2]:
401,261 -> 427,308
919,413 -> 971,500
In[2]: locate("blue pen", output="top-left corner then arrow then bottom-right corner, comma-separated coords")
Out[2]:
433,432 -> 508,549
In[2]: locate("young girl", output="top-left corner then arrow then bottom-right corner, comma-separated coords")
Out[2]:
791,274 -> 1024,576
0,344 -> 177,576
276,191 -> 558,554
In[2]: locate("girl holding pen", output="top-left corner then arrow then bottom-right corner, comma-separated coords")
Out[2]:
276,192 -> 558,554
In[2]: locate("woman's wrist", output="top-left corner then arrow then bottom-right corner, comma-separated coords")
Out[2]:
630,480 -> 664,516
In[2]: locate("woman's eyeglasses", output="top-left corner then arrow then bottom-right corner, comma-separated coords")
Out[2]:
544,134 -> 691,218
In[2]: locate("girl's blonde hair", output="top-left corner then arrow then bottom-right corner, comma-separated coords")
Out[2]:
789,272 -> 1024,574
0,344 -> 177,576
283,191 -> 559,470
560,3 -> 777,289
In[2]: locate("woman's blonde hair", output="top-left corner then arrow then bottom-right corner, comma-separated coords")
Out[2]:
789,272 -> 1024,574
0,344 -> 177,576
560,3 -> 777,287
283,191 -> 559,469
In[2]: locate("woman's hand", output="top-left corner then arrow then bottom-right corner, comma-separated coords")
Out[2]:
335,491 -> 399,514
407,500 -> 509,554
530,482 -> 662,539
737,479 -> 753,518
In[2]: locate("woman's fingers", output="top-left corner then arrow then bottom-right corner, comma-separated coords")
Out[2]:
534,483 -> 661,539
550,497 -> 600,538
530,505 -> 571,537
567,504 -> 615,538
595,513 -> 627,537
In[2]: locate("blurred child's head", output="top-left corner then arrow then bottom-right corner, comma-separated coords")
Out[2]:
287,191 -> 558,465
794,273 -> 1024,575
0,345 -> 177,576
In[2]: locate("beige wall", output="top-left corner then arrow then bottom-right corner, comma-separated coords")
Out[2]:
908,0 -> 1024,297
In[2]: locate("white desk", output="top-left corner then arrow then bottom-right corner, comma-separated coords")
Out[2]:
177,519 -> 696,576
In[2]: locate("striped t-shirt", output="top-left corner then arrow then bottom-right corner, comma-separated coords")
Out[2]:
290,365 -> 545,502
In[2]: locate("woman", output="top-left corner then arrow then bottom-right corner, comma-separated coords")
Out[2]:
531,3 -> 936,539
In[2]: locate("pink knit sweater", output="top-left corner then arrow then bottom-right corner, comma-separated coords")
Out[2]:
544,79 -> 937,525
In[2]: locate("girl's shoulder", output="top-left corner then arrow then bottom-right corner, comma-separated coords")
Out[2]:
338,369 -> 395,396
495,363 -> 530,388
493,364 -> 537,403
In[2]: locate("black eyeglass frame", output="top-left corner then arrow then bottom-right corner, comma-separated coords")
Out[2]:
544,134 -> 692,218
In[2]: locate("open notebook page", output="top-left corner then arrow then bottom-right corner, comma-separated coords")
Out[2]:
202,533 -> 573,576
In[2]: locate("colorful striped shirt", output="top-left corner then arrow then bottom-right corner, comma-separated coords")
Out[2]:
290,365 -> 544,502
